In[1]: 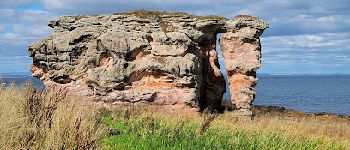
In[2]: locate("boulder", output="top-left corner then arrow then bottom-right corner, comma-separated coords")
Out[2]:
29,10 -> 268,116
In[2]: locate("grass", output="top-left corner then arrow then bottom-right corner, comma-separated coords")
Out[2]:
0,80 -> 349,149
0,82 -> 105,149
100,107 -> 349,150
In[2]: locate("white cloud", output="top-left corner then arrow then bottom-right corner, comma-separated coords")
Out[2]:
41,0 -> 64,11
14,0 -> 36,3
260,31 -> 350,73
235,9 -> 256,16
262,32 -> 350,52
335,56 -> 350,62
2,32 -> 21,39
286,15 -> 350,32
0,8 -> 58,23
0,0 -> 36,8
0,24 -> 6,32
0,9 -> 16,19
13,24 -> 52,37
0,8 -> 56,45
0,32 -> 37,47
2,0 -> 36,4
19,9 -> 58,23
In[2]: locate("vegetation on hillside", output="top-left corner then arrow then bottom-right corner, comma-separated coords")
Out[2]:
0,80 -> 349,149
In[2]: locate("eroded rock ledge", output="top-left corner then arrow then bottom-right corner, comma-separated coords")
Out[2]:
29,10 -> 268,117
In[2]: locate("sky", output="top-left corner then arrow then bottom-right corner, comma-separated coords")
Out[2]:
0,0 -> 350,74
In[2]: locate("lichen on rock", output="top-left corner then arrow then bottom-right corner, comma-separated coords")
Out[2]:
29,10 -> 268,117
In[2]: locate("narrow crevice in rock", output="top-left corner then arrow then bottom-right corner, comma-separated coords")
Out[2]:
215,33 -> 231,101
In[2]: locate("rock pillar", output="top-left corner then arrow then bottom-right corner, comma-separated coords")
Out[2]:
220,15 -> 269,117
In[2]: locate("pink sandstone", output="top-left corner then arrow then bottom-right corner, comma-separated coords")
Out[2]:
28,10 -> 268,117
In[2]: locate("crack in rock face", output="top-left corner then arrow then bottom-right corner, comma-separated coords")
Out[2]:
28,10 -> 268,117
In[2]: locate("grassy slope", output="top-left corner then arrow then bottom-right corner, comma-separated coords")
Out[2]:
0,82 -> 349,149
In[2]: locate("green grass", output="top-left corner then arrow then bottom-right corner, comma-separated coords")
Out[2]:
99,109 -> 346,150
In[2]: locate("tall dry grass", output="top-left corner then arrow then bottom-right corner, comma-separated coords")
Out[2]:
0,81 -> 106,149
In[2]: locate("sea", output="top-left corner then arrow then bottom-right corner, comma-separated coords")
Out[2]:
1,73 -> 349,115
254,74 -> 350,115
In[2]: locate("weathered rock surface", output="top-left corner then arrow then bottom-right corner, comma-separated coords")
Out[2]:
220,15 -> 268,116
29,10 -> 268,116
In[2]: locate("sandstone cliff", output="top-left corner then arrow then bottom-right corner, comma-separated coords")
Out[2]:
29,10 -> 268,117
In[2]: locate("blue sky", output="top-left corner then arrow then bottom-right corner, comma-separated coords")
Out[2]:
0,0 -> 350,74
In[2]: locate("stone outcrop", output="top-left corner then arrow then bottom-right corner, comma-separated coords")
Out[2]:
28,10 -> 268,117
220,15 -> 269,116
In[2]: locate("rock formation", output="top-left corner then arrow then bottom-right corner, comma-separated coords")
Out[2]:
28,10 -> 268,117
220,15 -> 269,116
